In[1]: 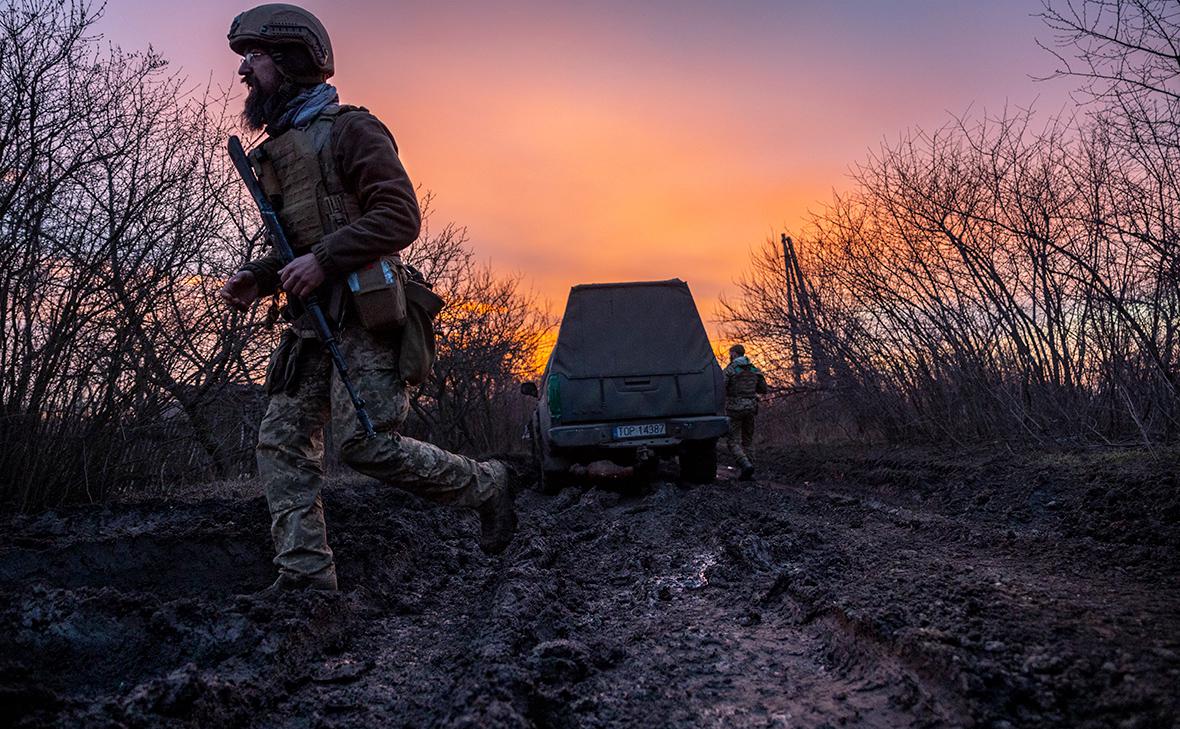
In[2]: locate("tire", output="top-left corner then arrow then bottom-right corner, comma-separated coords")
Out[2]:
679,438 -> 718,484
530,416 -> 568,494
633,456 -> 659,483
539,468 -> 568,495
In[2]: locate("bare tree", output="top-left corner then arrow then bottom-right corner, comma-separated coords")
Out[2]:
0,0 -> 270,508
722,107 -> 1180,444
720,0 -> 1180,447
402,198 -> 553,454
1038,0 -> 1180,137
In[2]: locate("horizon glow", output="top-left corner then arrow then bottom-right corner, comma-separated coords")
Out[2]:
98,0 -> 1076,343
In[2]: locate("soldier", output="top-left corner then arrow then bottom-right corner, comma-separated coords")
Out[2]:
219,4 -> 517,593
723,344 -> 768,481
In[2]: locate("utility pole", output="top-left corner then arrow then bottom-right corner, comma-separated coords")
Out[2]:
781,234 -> 804,385
781,233 -> 830,386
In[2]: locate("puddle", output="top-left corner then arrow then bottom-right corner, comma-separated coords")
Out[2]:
653,552 -> 719,598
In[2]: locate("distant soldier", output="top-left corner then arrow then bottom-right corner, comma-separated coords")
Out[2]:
219,4 -> 517,593
723,344 -> 768,481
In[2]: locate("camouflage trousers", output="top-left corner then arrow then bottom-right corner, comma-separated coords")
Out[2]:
725,406 -> 756,469
257,325 -> 500,581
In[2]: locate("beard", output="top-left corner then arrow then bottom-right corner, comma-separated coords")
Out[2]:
241,78 -> 299,131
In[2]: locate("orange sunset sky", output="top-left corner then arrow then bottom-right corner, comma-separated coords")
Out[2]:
101,0 -> 1075,337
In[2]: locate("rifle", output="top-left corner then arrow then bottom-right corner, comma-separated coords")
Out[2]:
228,135 -> 377,439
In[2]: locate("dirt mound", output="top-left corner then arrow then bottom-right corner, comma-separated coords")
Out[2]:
1,450 -> 1177,727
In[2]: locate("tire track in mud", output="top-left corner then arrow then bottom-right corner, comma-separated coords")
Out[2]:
2,467 -> 1177,727
754,471 -> 1180,729
403,484 -> 961,728
269,482 -> 960,727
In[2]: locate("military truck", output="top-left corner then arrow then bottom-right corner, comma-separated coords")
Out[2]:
522,279 -> 729,488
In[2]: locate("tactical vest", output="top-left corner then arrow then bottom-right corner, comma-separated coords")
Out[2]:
250,104 -> 406,331
249,104 -> 364,255
727,366 -> 762,398
248,105 -> 441,384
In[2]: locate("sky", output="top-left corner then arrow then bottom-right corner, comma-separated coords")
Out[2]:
99,0 -> 1076,335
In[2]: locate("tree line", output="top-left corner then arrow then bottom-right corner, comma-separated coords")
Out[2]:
0,0 -> 548,509
722,0 -> 1180,447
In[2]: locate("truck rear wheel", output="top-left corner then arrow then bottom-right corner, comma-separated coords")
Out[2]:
679,438 -> 718,484
539,468 -> 570,494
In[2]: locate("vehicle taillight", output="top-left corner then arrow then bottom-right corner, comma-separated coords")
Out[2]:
547,375 -> 562,421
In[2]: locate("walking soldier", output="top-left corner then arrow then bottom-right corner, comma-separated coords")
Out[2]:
723,344 -> 768,481
219,3 -> 517,592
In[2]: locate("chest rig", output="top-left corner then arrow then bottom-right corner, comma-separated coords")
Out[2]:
728,367 -> 761,398
249,104 -> 363,256
249,104 -> 406,332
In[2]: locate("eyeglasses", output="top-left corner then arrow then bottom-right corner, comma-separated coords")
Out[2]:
239,50 -> 269,66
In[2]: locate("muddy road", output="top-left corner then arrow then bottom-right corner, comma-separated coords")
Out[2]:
1,447 -> 1177,728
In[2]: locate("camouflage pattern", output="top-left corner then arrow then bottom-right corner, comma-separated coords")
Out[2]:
726,395 -> 760,414
722,354 -> 766,471
725,409 -> 756,470
257,324 -> 501,581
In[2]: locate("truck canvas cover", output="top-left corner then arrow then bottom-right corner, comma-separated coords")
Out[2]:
548,279 -> 724,424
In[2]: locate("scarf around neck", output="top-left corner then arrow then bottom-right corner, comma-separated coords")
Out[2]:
268,83 -> 339,134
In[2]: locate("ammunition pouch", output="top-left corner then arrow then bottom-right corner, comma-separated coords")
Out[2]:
398,271 -> 445,386
265,330 -> 305,395
250,105 -> 447,386
268,273 -> 444,389
347,256 -> 406,335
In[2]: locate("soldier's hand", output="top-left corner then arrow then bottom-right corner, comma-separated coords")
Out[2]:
279,253 -> 326,299
219,270 -> 259,312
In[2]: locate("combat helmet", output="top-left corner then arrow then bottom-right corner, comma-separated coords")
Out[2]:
228,4 -> 334,81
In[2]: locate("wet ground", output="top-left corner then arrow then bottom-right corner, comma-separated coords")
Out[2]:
1,446 -> 1177,728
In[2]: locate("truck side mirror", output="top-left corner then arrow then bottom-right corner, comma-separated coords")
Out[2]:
520,381 -> 539,398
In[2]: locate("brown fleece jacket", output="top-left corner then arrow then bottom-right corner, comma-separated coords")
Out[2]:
241,110 -> 420,296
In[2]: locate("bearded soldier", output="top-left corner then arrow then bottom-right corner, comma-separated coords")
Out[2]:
219,4 -> 517,592
723,344 -> 768,481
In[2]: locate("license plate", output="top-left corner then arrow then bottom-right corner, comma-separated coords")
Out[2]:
613,423 -> 666,440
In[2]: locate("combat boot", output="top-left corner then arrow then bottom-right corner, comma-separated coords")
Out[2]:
259,570 -> 338,595
738,464 -> 756,481
478,460 -> 518,555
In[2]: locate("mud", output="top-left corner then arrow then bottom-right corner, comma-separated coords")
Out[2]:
1,447 -> 1177,728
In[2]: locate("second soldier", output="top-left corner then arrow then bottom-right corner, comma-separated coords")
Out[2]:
723,344 -> 768,481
